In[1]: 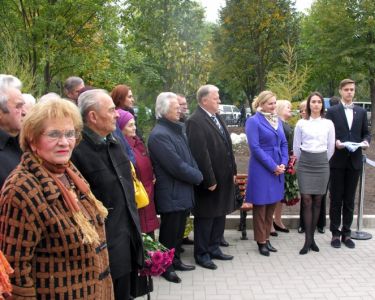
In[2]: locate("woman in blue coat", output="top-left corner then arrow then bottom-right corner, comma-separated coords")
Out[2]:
244,91 -> 288,256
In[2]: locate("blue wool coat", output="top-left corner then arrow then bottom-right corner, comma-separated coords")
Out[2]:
245,112 -> 288,205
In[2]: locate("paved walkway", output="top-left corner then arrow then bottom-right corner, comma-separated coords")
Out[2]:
139,229 -> 375,300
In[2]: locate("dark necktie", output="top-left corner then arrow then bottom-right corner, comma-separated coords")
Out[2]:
211,115 -> 225,135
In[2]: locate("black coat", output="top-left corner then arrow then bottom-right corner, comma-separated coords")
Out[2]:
0,130 -> 22,188
186,106 -> 237,218
71,127 -> 143,280
326,103 -> 370,170
148,118 -> 203,214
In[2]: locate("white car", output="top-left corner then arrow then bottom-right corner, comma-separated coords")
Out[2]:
218,104 -> 241,125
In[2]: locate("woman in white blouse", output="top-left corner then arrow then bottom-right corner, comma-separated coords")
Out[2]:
293,92 -> 335,255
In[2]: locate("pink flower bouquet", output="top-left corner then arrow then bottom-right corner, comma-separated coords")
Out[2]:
140,234 -> 175,277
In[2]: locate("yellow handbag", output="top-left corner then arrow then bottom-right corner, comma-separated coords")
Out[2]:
130,163 -> 150,209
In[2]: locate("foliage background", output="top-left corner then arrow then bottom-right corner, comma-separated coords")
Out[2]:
1,0 -> 374,135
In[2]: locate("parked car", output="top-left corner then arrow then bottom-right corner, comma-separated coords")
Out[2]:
219,104 -> 241,126
354,101 -> 371,126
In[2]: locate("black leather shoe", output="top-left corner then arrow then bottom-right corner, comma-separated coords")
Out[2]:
342,236 -> 355,249
273,222 -> 289,233
196,260 -> 217,270
257,243 -> 270,256
270,231 -> 278,237
331,236 -> 341,248
182,237 -> 194,245
317,227 -> 325,234
298,227 -> 305,234
210,253 -> 234,260
162,271 -> 181,283
220,238 -> 229,247
173,260 -> 195,271
266,240 -> 277,252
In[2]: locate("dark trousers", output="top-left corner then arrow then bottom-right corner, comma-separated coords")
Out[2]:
299,194 -> 327,229
194,215 -> 226,263
329,167 -> 360,237
159,210 -> 188,271
113,273 -> 131,300
253,203 -> 277,242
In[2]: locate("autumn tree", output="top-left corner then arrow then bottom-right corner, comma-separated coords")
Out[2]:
0,0 -> 122,94
211,0 -> 300,110
301,0 -> 375,133
121,0 -> 212,104
267,42 -> 310,101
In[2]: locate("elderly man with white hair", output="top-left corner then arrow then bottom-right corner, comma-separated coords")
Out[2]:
71,89 -> 145,300
0,78 -> 25,187
148,92 -> 203,283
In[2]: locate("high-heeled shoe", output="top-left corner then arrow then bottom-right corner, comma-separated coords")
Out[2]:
273,222 -> 289,233
266,240 -> 277,252
299,244 -> 311,255
310,241 -> 319,252
257,242 -> 270,256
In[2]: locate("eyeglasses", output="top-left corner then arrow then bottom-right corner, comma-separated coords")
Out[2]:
43,130 -> 79,142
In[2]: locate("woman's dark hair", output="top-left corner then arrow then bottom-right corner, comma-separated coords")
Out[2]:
306,91 -> 325,118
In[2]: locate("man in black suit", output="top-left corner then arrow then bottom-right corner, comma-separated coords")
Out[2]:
186,84 -> 236,270
326,79 -> 371,249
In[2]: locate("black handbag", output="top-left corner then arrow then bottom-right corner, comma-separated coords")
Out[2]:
130,272 -> 153,299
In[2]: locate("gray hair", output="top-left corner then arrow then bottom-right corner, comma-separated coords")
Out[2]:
196,84 -> 219,103
155,92 -> 178,119
64,76 -> 84,93
0,89 -> 9,113
0,74 -> 22,90
39,92 -> 61,103
22,93 -> 36,106
78,89 -> 108,122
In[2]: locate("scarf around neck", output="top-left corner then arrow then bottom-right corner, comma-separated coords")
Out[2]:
259,111 -> 279,129
33,153 -> 108,245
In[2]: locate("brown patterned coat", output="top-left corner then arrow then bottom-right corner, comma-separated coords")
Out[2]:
0,152 -> 114,300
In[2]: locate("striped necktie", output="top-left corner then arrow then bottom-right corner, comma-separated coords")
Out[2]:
211,115 -> 225,135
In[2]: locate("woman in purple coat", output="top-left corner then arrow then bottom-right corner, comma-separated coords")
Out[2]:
244,91 -> 288,256
117,109 -> 159,237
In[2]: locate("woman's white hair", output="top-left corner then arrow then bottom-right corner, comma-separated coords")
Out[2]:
275,99 -> 291,117
155,92 -> 178,119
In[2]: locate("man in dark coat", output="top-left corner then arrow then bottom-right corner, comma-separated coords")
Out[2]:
148,92 -> 203,284
186,84 -> 237,270
326,79 -> 371,249
71,89 -> 144,300
0,85 -> 25,188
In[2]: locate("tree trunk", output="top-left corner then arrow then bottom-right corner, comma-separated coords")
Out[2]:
44,61 -> 51,94
370,77 -> 375,137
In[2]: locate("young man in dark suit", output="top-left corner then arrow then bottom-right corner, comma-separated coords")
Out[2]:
326,79 -> 371,249
186,85 -> 236,270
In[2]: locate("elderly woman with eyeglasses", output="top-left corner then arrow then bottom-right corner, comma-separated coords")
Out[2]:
0,98 -> 114,299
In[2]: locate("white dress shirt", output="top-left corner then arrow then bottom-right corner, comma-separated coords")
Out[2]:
293,117 -> 336,160
342,101 -> 354,129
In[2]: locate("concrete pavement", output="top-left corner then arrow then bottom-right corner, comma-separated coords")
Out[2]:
139,229 -> 375,300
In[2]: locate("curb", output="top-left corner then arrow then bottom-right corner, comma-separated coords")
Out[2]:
224,214 -> 375,229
